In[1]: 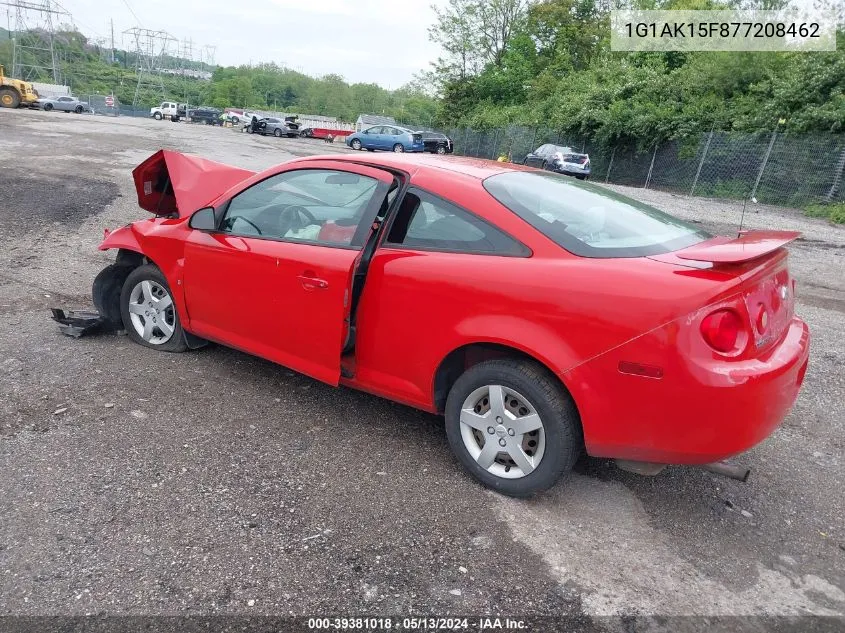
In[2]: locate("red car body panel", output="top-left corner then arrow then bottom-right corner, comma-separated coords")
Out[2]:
99,151 -> 810,466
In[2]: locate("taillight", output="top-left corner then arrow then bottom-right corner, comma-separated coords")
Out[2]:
700,309 -> 745,353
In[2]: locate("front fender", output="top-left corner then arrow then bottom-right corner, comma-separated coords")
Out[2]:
96,223 -> 191,331
99,224 -> 143,254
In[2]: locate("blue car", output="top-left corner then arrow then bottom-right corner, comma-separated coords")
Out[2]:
346,125 -> 424,153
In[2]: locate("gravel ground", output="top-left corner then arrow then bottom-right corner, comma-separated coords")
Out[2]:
0,109 -> 843,629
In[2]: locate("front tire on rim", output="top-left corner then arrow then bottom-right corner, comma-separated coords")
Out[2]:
393,143 -> 405,153
274,128 -> 282,137
351,138 -> 362,150
445,359 -> 581,497
120,264 -> 187,352
436,145 -> 447,154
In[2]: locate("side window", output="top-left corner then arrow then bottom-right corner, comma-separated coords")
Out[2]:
385,188 -> 527,256
386,127 -> 401,136
220,169 -> 386,248
365,126 -> 382,135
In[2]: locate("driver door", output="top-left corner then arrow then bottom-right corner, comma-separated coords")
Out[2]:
182,161 -> 394,385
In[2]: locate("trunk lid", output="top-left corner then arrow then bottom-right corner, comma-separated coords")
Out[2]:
650,230 -> 799,354
132,149 -> 254,218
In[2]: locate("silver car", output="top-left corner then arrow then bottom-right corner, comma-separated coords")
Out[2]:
245,117 -> 298,138
36,95 -> 89,114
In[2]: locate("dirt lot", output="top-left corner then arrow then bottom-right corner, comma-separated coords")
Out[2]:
1,109 -> 843,628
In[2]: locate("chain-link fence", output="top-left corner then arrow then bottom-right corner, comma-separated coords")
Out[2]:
428,125 -> 845,208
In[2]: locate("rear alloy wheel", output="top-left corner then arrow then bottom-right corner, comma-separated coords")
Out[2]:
274,128 -> 282,137
44,102 -> 54,111
75,105 -> 83,114
120,264 -> 187,352
351,138 -> 362,150
393,143 -> 405,153
445,359 -> 581,497
436,145 -> 447,154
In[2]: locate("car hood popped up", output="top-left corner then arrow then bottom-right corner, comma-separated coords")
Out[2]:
132,149 -> 255,217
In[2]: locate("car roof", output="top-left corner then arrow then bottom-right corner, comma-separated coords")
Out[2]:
292,153 -> 533,180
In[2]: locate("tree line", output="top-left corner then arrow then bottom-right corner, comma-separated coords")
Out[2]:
423,0 -> 845,147
0,27 -> 438,124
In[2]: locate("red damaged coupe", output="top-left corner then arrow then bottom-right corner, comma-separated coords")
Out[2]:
92,150 -> 810,496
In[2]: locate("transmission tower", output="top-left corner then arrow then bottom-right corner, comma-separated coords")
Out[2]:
123,27 -> 175,107
0,0 -> 69,83
203,45 -> 216,68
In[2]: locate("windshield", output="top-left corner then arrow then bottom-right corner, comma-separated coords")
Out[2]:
483,172 -> 709,258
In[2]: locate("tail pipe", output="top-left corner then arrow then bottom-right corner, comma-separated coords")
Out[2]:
700,460 -> 751,482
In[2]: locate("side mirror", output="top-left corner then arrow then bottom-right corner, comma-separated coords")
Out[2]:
189,207 -> 217,231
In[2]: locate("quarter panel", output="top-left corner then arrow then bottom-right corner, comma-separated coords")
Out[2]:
352,248 -> 746,412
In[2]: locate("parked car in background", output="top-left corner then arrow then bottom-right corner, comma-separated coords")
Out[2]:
94,151 -> 809,497
245,117 -> 299,138
524,144 -> 591,179
35,95 -> 89,113
188,106 -> 222,125
419,131 -> 454,154
346,125 -> 424,153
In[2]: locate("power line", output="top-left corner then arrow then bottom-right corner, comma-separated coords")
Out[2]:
119,0 -> 142,27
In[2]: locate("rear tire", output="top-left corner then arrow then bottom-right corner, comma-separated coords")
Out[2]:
74,105 -> 83,114
444,359 -> 582,497
436,145 -> 447,154
44,102 -> 54,111
274,128 -> 282,137
120,264 -> 187,353
393,143 -> 405,153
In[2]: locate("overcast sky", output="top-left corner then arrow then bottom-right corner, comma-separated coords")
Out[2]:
58,0 -> 445,88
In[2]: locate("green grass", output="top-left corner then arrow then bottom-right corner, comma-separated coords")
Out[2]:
804,202 -> 845,224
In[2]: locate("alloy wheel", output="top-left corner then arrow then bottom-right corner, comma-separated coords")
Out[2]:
459,384 -> 546,479
127,280 -> 176,345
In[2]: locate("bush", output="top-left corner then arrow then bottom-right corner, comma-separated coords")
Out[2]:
804,203 -> 845,224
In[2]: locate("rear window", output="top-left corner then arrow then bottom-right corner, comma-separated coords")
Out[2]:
561,154 -> 588,164
483,172 -> 709,258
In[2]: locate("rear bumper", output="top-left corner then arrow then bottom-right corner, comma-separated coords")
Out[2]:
565,316 -> 810,464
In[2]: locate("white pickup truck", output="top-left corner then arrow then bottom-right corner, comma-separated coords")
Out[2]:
150,101 -> 186,122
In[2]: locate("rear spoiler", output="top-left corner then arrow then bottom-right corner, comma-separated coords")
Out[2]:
132,149 -> 255,217
674,230 -> 801,264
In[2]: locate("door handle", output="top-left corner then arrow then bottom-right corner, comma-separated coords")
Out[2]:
297,274 -> 329,290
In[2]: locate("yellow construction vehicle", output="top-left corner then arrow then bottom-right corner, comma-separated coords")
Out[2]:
0,65 -> 39,108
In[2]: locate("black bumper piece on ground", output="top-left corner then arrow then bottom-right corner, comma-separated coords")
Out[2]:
50,308 -> 117,338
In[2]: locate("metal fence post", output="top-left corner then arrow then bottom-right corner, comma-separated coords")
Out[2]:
463,128 -> 469,156
529,127 -> 537,152
825,147 -> 845,202
644,143 -> 658,189
751,130 -> 777,201
491,129 -> 499,159
690,127 -> 714,196
605,146 -> 615,183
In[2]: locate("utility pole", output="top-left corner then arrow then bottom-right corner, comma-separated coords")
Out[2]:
110,19 -> 115,63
